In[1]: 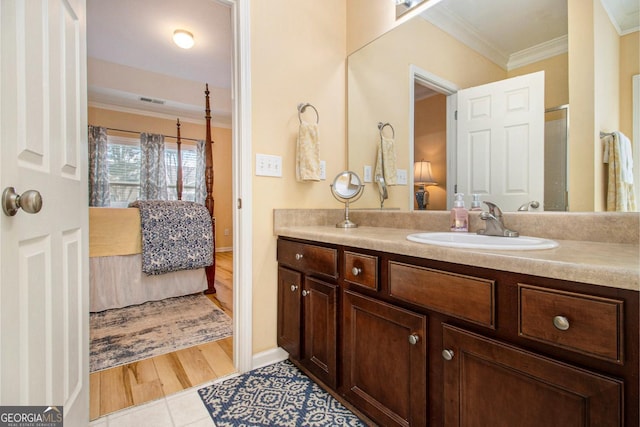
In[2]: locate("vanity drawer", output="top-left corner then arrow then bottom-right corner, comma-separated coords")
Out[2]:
388,261 -> 495,328
344,251 -> 378,290
518,284 -> 624,364
277,239 -> 338,278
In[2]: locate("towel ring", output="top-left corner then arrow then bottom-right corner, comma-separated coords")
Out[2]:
378,122 -> 395,139
298,103 -> 319,124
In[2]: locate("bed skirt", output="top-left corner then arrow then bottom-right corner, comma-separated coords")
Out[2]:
90,254 -> 208,312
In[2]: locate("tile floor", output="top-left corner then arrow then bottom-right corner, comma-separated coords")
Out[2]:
89,375 -> 232,427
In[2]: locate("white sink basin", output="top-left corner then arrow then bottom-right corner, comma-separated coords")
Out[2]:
406,232 -> 558,250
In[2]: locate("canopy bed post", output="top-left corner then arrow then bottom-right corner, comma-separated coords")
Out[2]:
204,84 -> 217,294
176,118 -> 183,200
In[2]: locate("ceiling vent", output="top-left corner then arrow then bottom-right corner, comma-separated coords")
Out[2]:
139,96 -> 165,105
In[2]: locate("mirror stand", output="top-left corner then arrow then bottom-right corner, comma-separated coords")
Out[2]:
337,200 -> 357,228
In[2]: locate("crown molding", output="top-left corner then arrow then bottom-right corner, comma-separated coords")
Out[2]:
507,35 -> 568,71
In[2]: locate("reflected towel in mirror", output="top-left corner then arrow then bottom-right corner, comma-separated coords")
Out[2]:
374,135 -> 397,185
602,131 -> 636,212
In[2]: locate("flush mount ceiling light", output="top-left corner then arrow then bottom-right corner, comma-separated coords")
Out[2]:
173,29 -> 194,49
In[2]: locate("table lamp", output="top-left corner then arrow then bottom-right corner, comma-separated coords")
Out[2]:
414,160 -> 437,210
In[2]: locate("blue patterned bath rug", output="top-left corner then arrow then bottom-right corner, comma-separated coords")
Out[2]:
198,360 -> 367,426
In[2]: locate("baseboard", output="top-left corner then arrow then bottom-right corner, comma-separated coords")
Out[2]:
216,247 -> 233,253
252,346 -> 289,370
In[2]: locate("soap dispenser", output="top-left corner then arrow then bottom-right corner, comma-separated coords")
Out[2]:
470,194 -> 483,211
450,193 -> 469,232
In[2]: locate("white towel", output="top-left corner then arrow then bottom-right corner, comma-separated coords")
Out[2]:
616,131 -> 634,184
374,135 -> 397,185
296,121 -> 320,181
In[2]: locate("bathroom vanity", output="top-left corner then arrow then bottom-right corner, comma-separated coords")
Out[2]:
275,210 -> 639,427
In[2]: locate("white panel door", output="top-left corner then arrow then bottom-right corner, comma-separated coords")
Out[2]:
457,71 -> 545,211
0,0 -> 88,425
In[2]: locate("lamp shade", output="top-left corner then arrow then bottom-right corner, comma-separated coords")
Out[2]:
414,160 -> 437,185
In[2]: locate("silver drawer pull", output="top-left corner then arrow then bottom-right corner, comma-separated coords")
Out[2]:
302,290 -> 309,297
408,334 -> 420,345
352,267 -> 362,276
295,253 -> 304,261
553,315 -> 570,331
290,285 -> 298,292
442,349 -> 454,361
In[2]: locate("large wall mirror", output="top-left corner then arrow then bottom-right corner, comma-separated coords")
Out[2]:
347,0 -> 639,212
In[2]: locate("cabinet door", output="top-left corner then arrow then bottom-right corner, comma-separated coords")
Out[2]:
343,290 -> 427,427
277,266 -> 302,359
442,324 -> 623,427
302,277 -> 337,388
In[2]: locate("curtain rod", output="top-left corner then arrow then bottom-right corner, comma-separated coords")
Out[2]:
98,126 -> 201,143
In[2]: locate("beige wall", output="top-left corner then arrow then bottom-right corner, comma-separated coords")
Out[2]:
250,0 -> 347,354
568,0 -> 626,212
346,0 -> 395,55
88,107 -> 234,249
620,31 -> 639,139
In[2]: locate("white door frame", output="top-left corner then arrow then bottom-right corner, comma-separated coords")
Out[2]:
224,0 -> 253,373
633,74 -> 639,208
409,65 -> 459,210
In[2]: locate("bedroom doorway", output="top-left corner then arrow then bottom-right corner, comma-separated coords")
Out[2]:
86,0 -> 253,418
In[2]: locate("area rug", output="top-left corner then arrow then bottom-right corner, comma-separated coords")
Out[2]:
90,293 -> 232,372
198,360 -> 367,426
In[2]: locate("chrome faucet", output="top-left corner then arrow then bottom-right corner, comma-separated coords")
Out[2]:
517,200 -> 540,211
477,202 -> 519,237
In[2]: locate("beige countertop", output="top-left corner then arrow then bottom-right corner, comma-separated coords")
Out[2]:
275,225 -> 639,292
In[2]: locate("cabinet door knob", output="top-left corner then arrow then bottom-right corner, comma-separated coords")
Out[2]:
302,290 -> 309,297
408,334 -> 420,345
295,253 -> 304,261
351,267 -> 362,276
290,284 -> 298,292
442,349 -> 455,361
553,315 -> 570,331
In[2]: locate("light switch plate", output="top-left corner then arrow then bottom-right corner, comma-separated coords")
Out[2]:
320,160 -> 326,180
255,153 -> 282,177
396,169 -> 407,185
363,165 -> 372,183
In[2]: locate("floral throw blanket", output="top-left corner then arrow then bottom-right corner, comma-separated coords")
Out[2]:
130,200 -> 213,275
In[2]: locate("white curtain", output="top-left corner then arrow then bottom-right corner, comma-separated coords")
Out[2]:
140,133 -> 168,200
88,125 -> 111,206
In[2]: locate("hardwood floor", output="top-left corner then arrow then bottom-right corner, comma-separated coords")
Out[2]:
90,251 -> 235,421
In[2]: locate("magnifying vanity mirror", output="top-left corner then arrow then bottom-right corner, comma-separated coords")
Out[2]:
330,171 -> 365,228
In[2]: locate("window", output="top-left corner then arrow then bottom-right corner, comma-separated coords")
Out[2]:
107,136 -> 198,207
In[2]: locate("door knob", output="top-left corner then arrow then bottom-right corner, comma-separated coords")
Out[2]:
2,187 -> 43,216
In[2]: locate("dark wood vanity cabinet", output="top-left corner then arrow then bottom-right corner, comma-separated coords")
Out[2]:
276,239 -> 338,388
277,266 -> 302,359
442,324 -> 623,427
343,290 -> 427,427
302,276 -> 338,388
277,237 -> 638,427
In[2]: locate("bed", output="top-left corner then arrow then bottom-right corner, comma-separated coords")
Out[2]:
89,85 -> 217,312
